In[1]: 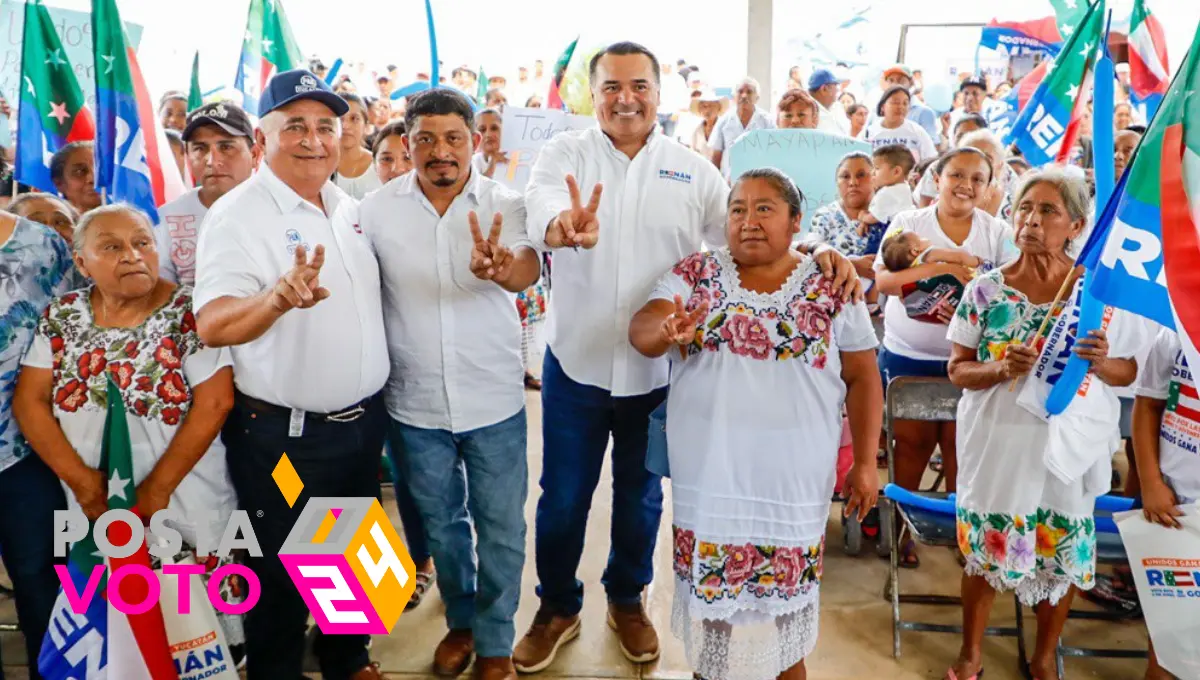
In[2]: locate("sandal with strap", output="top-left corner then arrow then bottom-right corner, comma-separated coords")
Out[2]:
946,667 -> 984,680
406,566 -> 436,611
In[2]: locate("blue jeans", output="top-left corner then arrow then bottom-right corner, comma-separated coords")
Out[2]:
878,345 -> 950,393
535,349 -> 665,616
384,442 -> 430,564
0,455 -> 68,680
390,410 -> 528,657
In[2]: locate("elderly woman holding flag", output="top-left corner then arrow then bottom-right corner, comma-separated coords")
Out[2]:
944,169 -> 1147,680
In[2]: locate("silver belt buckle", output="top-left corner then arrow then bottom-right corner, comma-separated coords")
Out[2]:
325,405 -> 366,423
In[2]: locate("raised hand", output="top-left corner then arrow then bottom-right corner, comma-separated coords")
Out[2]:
270,244 -> 330,312
469,211 -> 514,282
661,294 -> 708,347
545,174 -> 602,249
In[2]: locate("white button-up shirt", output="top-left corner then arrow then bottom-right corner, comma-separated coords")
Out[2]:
358,170 -> 532,432
526,127 -> 728,396
193,164 -> 389,413
816,101 -> 851,137
708,108 -> 774,177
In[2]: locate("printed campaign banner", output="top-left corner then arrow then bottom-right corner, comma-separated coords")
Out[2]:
497,106 -> 594,193
728,129 -> 871,234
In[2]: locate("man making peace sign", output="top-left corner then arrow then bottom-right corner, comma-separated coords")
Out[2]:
357,87 -> 540,680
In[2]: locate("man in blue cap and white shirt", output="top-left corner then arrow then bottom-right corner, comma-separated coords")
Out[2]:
194,69 -> 390,680
808,68 -> 851,136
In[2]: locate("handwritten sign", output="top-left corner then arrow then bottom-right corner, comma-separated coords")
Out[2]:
729,129 -> 871,233
497,106 -> 594,192
1,2 -> 143,112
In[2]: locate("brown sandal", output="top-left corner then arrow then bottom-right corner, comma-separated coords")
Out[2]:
406,566 -> 436,610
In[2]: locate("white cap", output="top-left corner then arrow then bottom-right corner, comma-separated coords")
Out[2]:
1115,62 -> 1131,74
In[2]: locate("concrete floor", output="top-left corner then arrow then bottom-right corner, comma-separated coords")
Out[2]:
0,390 -> 1152,680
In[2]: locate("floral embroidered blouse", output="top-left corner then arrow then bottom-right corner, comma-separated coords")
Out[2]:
0,218 -> 76,474
21,285 -> 236,546
804,201 -> 871,257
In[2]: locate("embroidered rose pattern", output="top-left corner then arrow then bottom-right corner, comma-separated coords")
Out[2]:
38,287 -> 207,425
672,526 -> 823,604
673,250 -> 845,367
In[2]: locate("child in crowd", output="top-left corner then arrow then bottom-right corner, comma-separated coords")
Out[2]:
880,230 -> 982,273
858,144 -> 917,254
1132,326 -> 1200,680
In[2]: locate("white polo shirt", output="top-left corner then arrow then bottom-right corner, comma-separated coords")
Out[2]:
154,188 -> 208,286
816,101 -> 850,137
359,170 -> 532,433
707,108 -> 774,177
193,164 -> 389,413
526,127 -> 728,396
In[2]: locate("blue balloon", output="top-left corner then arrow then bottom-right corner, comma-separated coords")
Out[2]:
923,82 -> 954,113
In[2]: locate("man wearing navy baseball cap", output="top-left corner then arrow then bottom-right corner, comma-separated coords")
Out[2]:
808,68 -> 851,136
193,68 -> 388,680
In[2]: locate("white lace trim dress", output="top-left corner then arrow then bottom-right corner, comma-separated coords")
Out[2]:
651,248 -> 878,680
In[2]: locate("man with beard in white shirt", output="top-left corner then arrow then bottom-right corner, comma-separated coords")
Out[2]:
155,102 -> 260,285
514,41 -> 861,674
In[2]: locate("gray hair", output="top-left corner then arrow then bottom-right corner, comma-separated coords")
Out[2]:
1011,168 -> 1092,228
73,203 -> 153,253
7,193 -> 78,221
736,77 -> 760,95
958,129 -> 1005,159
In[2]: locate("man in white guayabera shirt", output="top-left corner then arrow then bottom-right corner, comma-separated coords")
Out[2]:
514,41 -> 861,674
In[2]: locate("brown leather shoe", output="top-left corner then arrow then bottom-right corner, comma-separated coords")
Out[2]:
434,628 -> 475,676
349,662 -> 383,679
474,656 -> 517,680
512,609 -> 581,673
606,601 -> 659,663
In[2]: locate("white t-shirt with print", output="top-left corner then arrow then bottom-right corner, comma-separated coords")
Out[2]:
865,119 -> 938,163
869,183 -> 916,224
873,206 -> 1016,361
154,188 -> 208,286
1135,327 -> 1200,503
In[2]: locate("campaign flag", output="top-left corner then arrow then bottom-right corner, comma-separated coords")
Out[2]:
233,0 -> 303,115
92,0 -> 185,223
188,51 -> 202,110
1128,0 -> 1169,121
987,59 -> 1049,140
477,65 -> 488,104
14,0 -> 95,194
1074,26 -> 1200,378
38,511 -> 108,678
1005,0 -> 1105,167
546,36 -> 578,111
979,17 -> 1063,57
1049,0 -> 1091,39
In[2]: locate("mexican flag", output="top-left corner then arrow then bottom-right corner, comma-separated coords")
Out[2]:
38,377 -> 176,679
1006,0 -> 1105,167
1128,0 -> 1170,119
92,0 -> 185,223
546,36 -> 578,111
1081,25 -> 1200,384
14,0 -> 95,194
188,51 -> 203,111
234,0 -> 304,115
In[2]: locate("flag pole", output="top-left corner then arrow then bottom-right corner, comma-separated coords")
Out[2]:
1008,266 -> 1080,392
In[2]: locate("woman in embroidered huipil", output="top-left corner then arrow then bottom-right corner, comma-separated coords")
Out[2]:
945,170 -> 1140,680
630,168 -> 883,680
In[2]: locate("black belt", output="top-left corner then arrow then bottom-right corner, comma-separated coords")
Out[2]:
234,391 -> 370,423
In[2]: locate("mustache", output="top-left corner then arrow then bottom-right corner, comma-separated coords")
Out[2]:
425,160 -> 458,168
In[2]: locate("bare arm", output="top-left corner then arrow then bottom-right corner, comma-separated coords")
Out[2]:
13,366 -> 106,519
1133,395 -> 1183,528
136,367 -> 235,515
630,299 -> 680,359
196,293 -> 285,348
947,341 -> 1029,391
922,249 -> 982,268
841,348 -> 883,520
875,261 -> 973,296
710,149 -> 724,171
492,247 -> 541,293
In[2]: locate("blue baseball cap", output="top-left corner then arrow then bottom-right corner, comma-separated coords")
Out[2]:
807,69 -> 839,91
258,68 -> 349,119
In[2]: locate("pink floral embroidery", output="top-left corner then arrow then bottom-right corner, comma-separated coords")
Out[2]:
771,547 -> 804,591
723,543 -> 766,588
719,314 -> 772,360
673,527 -> 696,579
672,524 -> 824,604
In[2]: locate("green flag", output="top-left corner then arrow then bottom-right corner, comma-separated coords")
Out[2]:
102,376 -> 135,512
188,50 -> 202,110
235,0 -> 304,112
1049,0 -> 1091,39
477,65 -> 488,104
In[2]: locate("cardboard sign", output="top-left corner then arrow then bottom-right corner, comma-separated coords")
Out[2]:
729,129 -> 871,233
1,2 -> 143,112
496,106 -> 594,192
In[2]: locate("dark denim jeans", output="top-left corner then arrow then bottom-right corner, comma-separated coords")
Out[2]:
390,410 -> 527,657
223,394 -> 387,680
0,455 -> 66,680
534,349 -> 666,617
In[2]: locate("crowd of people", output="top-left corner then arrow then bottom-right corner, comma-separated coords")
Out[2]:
0,34 -> 1191,680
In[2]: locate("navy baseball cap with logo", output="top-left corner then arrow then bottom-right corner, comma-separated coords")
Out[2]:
258,68 -> 349,119
183,101 -> 255,142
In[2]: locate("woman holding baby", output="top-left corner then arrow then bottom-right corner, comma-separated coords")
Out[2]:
942,169 -> 1152,680
873,147 -> 1016,567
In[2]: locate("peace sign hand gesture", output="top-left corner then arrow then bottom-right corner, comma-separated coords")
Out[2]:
271,244 -> 330,312
545,174 -> 602,249
469,211 -> 514,282
661,294 -> 708,347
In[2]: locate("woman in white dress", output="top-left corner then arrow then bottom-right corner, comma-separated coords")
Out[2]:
630,168 -> 883,680
471,108 -> 509,180
945,170 -> 1140,680
333,93 -> 382,199
866,86 -> 938,163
